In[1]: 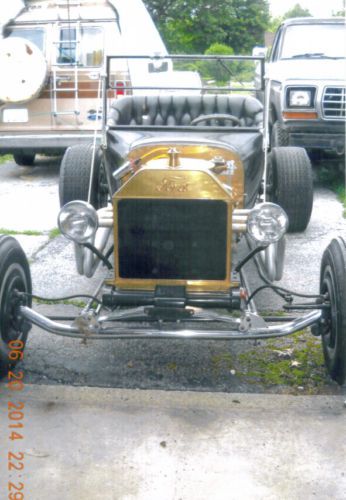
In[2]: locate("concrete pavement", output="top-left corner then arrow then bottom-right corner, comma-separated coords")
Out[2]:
0,157 -> 60,233
0,385 -> 345,500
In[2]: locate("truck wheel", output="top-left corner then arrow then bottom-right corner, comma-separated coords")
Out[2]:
267,147 -> 313,232
320,237 -> 346,385
0,236 -> 32,379
271,121 -> 289,147
13,151 -> 36,167
59,143 -> 109,209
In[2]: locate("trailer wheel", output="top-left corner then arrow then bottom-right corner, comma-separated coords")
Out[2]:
271,121 -> 289,147
0,236 -> 32,379
59,143 -> 109,209
13,151 -> 36,167
267,147 -> 313,232
320,237 -> 346,385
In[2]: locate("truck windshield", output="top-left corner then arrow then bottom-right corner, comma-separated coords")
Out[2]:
5,27 -> 45,51
280,24 -> 346,60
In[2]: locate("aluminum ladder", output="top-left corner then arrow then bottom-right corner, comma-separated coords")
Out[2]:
50,17 -> 81,120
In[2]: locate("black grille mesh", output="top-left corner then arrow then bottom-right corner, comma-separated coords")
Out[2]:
118,199 -> 228,280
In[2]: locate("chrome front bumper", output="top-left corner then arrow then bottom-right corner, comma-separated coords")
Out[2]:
20,305 -> 322,341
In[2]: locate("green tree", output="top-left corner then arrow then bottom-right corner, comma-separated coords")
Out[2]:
143,0 -> 270,54
268,16 -> 282,33
203,43 -> 234,84
338,0 -> 346,13
202,43 -> 254,85
282,3 -> 312,19
268,3 -> 312,32
333,9 -> 346,16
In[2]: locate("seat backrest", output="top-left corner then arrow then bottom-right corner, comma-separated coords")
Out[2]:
108,94 -> 263,128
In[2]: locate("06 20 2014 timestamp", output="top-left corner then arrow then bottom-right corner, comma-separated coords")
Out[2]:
7,339 -> 26,500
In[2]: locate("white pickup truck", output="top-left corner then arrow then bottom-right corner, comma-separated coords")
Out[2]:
254,17 -> 345,164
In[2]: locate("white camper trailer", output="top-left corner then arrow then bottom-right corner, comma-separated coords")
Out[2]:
0,0 -> 177,166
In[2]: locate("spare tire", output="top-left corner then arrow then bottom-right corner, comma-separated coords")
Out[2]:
0,37 -> 47,103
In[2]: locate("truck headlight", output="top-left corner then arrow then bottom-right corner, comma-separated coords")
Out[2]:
58,201 -> 98,243
247,203 -> 288,244
287,87 -> 315,108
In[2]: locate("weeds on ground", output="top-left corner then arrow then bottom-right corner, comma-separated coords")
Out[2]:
317,165 -> 346,217
48,227 -> 61,239
0,228 -> 62,238
33,297 -> 87,308
0,228 -> 42,236
208,329 -> 327,393
0,155 -> 12,164
236,331 -> 327,393
335,184 -> 346,217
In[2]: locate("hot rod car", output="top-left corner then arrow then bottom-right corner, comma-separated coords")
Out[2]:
0,55 -> 345,385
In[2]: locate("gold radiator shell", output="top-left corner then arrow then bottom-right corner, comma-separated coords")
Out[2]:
111,166 -> 236,292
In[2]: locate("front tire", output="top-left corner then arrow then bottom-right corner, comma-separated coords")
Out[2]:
267,147 -> 313,232
0,236 -> 32,378
320,237 -> 346,385
59,143 -> 109,209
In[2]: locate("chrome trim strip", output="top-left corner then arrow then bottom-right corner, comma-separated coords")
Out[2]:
96,207 -> 249,231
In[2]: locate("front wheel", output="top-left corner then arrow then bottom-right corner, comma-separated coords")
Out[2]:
320,237 -> 346,385
0,236 -> 32,378
267,147 -> 313,232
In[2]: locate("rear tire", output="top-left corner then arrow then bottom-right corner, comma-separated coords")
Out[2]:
0,236 -> 32,379
59,143 -> 109,209
320,237 -> 346,385
268,147 -> 313,232
13,151 -> 35,167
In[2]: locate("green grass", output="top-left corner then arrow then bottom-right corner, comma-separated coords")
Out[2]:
0,227 -> 62,238
335,184 -> 346,217
0,154 -> 12,164
48,227 -> 61,239
236,331 -> 327,393
211,352 -> 234,373
0,228 -> 42,236
33,297 -> 87,308
317,167 -> 346,218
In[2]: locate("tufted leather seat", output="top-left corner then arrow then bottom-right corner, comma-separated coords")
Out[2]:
108,94 -> 263,128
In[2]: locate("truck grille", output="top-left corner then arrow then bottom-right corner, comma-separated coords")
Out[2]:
322,87 -> 346,119
117,199 -> 228,280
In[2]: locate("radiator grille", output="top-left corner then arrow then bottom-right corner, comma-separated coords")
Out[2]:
322,87 -> 346,119
117,199 -> 228,280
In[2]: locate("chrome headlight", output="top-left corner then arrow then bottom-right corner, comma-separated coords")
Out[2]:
247,203 -> 288,244
58,201 -> 98,244
287,87 -> 314,108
